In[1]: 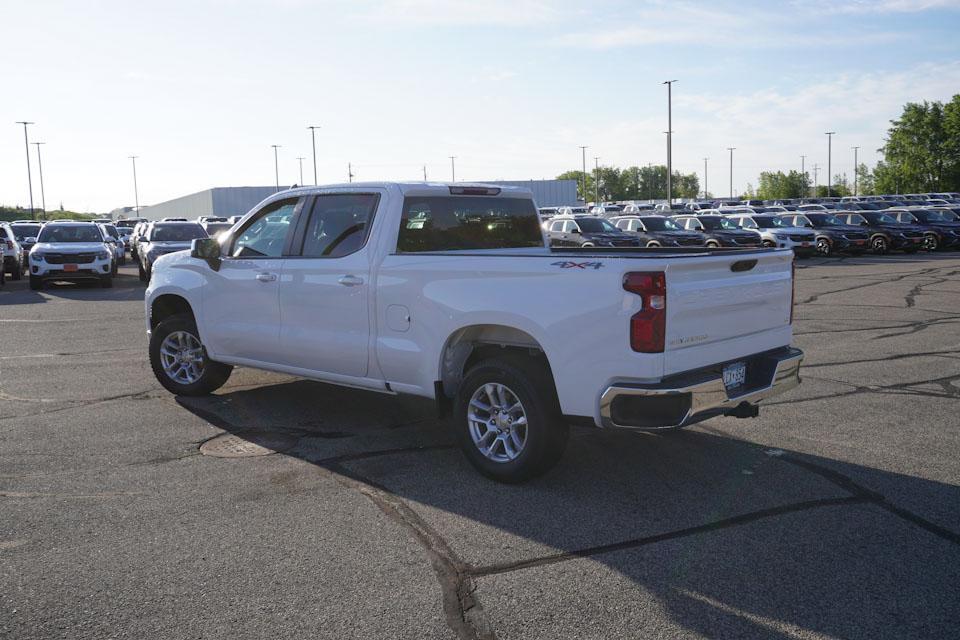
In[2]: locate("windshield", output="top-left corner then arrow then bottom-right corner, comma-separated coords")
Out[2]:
103,225 -> 119,238
753,217 -> 787,228
203,223 -> 232,235
149,224 -> 207,242
11,224 -> 42,240
37,225 -> 104,243
640,217 -> 682,231
576,218 -> 619,233
699,217 -> 738,230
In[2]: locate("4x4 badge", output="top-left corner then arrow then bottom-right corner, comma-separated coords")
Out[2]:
551,261 -> 604,270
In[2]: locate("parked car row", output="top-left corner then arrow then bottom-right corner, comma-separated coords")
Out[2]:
538,192 -> 960,257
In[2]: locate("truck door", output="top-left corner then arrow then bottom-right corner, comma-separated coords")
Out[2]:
276,192 -> 382,378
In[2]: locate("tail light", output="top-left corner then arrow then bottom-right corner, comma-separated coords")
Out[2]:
623,272 -> 666,352
790,258 -> 796,324
4,240 -> 12,250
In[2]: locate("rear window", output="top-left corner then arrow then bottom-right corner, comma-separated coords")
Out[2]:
397,196 -> 543,252
12,224 -> 42,239
150,224 -> 207,242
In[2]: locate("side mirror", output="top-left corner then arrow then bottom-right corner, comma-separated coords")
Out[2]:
191,238 -> 222,270
25,236 -> 37,243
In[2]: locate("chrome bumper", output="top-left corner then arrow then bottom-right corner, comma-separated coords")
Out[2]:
599,347 -> 803,430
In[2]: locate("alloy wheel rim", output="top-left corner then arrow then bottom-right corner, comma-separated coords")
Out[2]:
160,331 -> 205,385
817,238 -> 829,255
924,236 -> 938,251
467,383 -> 528,463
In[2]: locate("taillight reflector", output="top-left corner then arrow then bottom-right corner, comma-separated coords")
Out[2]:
623,272 -> 666,353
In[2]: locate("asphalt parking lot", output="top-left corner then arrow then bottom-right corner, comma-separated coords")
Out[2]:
2,256 -> 959,639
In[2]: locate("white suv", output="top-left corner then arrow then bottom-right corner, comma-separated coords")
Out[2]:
29,222 -> 114,290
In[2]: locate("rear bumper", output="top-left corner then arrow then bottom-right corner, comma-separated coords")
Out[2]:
598,347 -> 803,430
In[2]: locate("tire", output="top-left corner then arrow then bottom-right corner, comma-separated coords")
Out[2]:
646,241 -> 661,248
138,261 -> 147,282
923,234 -> 939,252
580,242 -> 595,248
29,275 -> 42,290
119,255 -> 126,266
705,240 -> 720,248
816,237 -> 831,256
11,260 -> 22,280
100,276 -> 113,288
112,260 -> 118,276
762,240 -> 776,248
454,355 -> 569,483
149,313 -> 233,396
871,235 -> 888,255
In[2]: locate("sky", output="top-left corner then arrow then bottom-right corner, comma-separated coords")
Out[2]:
2,0 -> 959,212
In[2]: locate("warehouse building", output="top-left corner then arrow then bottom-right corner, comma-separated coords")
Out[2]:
129,179 -> 578,221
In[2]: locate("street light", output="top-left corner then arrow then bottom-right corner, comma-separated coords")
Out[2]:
271,145 -> 281,192
33,142 -> 47,218
307,125 -> 320,185
594,157 -> 600,203
727,147 -> 736,198
825,132 -> 836,197
296,156 -> 305,185
663,80 -> 677,202
579,145 -> 588,204
800,155 -> 807,197
449,156 -> 456,182
703,157 -> 708,199
852,146 -> 860,196
16,121 -> 35,217
812,164 -> 820,195
129,156 -> 140,216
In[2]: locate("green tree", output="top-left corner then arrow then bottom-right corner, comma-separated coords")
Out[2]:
880,97 -> 959,192
756,170 -> 810,200
854,163 -> 876,196
557,170 -> 595,203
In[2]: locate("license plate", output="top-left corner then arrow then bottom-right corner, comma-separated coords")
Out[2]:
64,264 -> 78,272
855,240 -> 866,245
723,361 -> 746,390
801,242 -> 810,247
912,238 -> 921,243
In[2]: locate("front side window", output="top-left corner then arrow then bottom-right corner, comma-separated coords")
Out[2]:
300,193 -> 379,258
397,196 -> 543,252
230,199 -> 297,258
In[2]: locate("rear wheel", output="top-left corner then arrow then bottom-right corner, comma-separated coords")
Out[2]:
580,242 -> 595,248
871,235 -> 888,255
923,234 -> 939,251
454,355 -> 568,483
646,241 -> 661,248
149,313 -> 232,396
705,240 -> 720,248
10,259 -> 22,280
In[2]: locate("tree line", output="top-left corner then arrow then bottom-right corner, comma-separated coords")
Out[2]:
559,94 -> 960,202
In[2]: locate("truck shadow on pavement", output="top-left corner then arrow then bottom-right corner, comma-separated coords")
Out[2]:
176,378 -> 960,640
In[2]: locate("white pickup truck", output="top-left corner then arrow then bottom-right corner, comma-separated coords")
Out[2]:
145,183 -> 802,482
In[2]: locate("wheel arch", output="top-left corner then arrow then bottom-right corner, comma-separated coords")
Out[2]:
437,324 -> 557,408
149,293 -> 196,331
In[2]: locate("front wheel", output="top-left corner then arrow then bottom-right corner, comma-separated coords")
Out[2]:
149,313 -> 233,396
816,237 -> 831,256
138,261 -> 147,282
29,275 -> 41,290
923,234 -> 939,252
454,356 -> 568,483
100,276 -> 113,288
705,240 -> 720,248
646,241 -> 661,248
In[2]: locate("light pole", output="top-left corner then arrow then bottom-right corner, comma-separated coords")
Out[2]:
348,162 -> 355,183
852,146 -> 860,196
703,157 -> 708,199
594,157 -> 600,203
727,147 -> 736,198
33,142 -> 47,218
663,80 -> 677,203
307,125 -> 320,185
129,156 -> 140,216
423,165 -> 427,181
579,145 -> 588,203
812,164 -> 820,196
800,155 -> 807,197
825,132 -> 836,197
449,156 -> 456,182
16,121 -> 35,217
296,156 -> 305,185
271,145 -> 281,192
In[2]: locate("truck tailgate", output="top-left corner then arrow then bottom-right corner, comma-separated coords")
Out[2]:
663,251 -> 793,375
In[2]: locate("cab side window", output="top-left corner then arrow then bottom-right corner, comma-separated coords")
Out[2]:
230,198 -> 298,258
299,194 -> 379,258
741,218 -> 757,229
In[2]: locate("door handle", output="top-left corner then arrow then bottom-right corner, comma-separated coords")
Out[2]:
338,275 -> 364,286
255,272 -> 277,282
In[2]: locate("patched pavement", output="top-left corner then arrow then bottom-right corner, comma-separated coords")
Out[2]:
2,256 -> 959,639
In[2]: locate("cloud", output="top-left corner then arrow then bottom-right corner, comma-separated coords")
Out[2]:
792,0 -> 960,13
346,0 -> 567,26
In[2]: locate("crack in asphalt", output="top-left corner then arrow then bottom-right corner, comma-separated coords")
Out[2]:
768,370 -> 960,407
466,496 -> 869,578
799,265 -> 945,305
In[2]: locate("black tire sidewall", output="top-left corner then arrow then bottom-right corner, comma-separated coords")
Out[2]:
454,357 -> 567,483
149,314 -> 231,396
